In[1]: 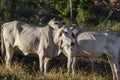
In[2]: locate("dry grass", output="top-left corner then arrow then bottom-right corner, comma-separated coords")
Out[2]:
0,53 -> 112,80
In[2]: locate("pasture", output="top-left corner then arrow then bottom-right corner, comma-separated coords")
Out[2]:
0,20 -> 117,80
0,52 -> 112,80
0,0 -> 120,79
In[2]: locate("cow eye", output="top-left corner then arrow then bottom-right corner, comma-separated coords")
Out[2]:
72,33 -> 75,38
64,32 -> 68,34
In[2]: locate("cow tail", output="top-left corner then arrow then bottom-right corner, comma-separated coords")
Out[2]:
1,25 -> 5,59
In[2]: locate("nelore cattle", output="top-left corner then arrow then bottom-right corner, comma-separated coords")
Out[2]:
70,25 -> 120,80
1,18 -> 77,76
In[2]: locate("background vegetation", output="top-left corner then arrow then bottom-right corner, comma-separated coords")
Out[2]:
0,0 -> 120,80
0,0 -> 120,29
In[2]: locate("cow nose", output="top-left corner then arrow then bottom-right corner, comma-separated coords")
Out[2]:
71,42 -> 74,46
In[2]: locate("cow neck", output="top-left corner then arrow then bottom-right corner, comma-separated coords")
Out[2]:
48,25 -> 54,30
73,27 -> 82,37
48,25 -> 56,40
48,25 -> 58,35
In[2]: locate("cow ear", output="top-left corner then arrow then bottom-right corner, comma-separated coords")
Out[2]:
59,32 -> 62,37
60,26 -> 65,30
50,18 -> 55,21
48,18 -> 56,29
48,18 -> 55,24
52,18 -> 55,21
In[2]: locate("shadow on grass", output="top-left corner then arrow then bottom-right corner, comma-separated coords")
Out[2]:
0,51 -> 112,79
0,74 -> 20,80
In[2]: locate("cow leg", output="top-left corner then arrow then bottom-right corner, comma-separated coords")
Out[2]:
44,58 -> 49,75
5,46 -> 14,70
89,58 -> 96,73
107,55 -> 120,80
38,53 -> 44,73
67,55 -> 73,76
114,59 -> 120,80
112,56 -> 120,80
72,57 -> 76,75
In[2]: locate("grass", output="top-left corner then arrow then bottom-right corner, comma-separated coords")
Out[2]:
0,53 -> 113,80
78,20 -> 120,32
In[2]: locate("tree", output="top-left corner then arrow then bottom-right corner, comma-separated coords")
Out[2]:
69,0 -> 73,24
0,0 -> 11,21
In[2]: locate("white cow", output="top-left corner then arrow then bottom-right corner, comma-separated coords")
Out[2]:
70,25 -> 120,80
1,18 -> 77,76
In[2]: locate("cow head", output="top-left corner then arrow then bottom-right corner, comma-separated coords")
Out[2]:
48,18 -> 64,29
54,25 -> 77,56
48,18 -> 77,56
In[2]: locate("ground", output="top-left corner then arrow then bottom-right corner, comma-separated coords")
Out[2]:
0,52 -> 112,80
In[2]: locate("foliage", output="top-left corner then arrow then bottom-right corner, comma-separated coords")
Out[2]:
0,0 -> 11,21
76,3 -> 95,28
0,0 -> 120,30
55,0 -> 76,24
0,1 -> 120,79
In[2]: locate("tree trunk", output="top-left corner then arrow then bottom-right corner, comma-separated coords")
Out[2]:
69,0 -> 73,24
